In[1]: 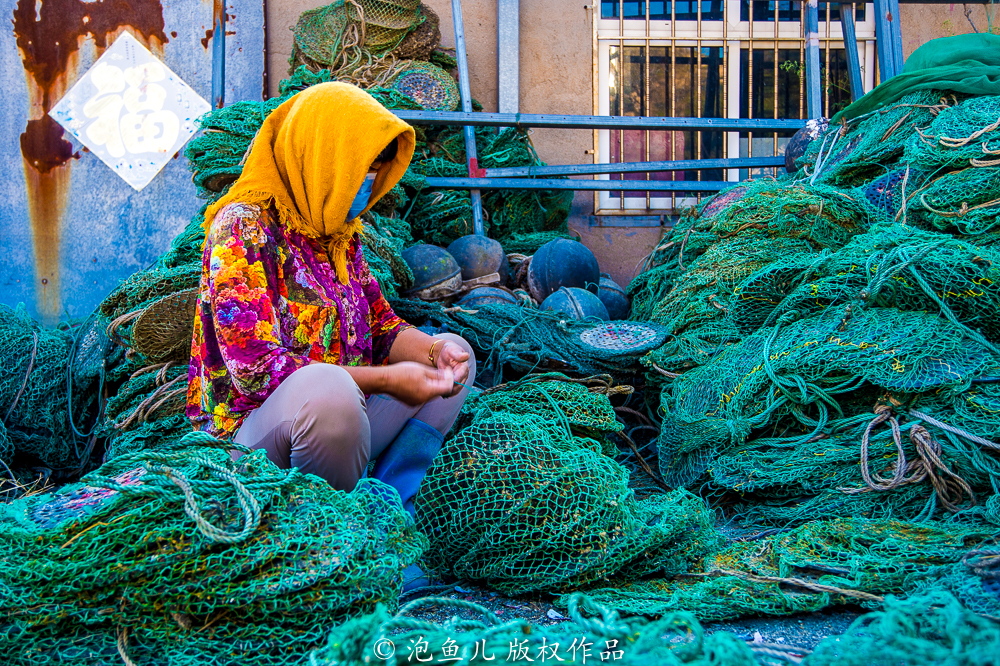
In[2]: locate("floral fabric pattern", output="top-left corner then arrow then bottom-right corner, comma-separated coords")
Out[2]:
187,202 -> 410,437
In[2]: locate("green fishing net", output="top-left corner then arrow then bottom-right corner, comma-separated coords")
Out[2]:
0,432 -> 424,666
290,0 -> 425,75
5,15 -> 1000,661
0,305 -> 103,478
312,594 -> 772,666
805,591 -> 1000,666
312,589 -> 1000,666
416,374 -> 722,595
655,305 -> 1000,518
906,94 -> 1000,168
908,165 -> 1000,236
561,517 -> 992,622
391,301 -> 670,383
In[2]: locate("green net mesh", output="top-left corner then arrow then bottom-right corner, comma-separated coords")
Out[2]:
6,14 -> 1000,658
805,591 -> 1000,666
312,594 -> 770,666
562,517 -> 992,622
0,432 -> 424,665
391,301 -> 670,383
415,374 -> 722,595
290,0 -> 425,75
0,305 -> 104,479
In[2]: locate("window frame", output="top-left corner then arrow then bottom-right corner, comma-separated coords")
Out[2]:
592,0 -> 877,216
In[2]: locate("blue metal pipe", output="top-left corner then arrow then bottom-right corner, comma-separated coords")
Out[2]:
211,1 -> 226,109
450,0 -> 484,235
392,110 -> 807,131
485,156 -> 786,178
874,0 -> 904,81
839,3 -> 865,101
805,0 -> 821,118
421,177 -> 733,191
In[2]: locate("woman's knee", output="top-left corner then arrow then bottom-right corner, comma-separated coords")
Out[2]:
285,364 -> 367,437
284,364 -> 371,489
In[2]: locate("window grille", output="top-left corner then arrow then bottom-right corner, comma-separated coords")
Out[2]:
593,0 -> 877,215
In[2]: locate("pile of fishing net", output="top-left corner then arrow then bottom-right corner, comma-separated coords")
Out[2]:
0,305 -> 108,490
625,90 -> 1000,534
565,516 -> 999,621
313,593 -> 792,666
312,591 -> 1000,666
415,374 -> 723,594
0,431 -> 423,665
290,0 -> 458,103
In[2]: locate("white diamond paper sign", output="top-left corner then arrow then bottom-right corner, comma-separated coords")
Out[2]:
49,31 -> 211,191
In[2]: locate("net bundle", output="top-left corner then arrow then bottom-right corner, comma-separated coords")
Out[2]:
0,305 -> 105,483
312,594 -> 773,666
805,591 -> 1000,666
0,432 -> 423,666
627,179 -> 871,388
798,90 -> 1000,237
415,374 -> 723,595
626,89 -> 1000,531
564,517 -> 994,622
96,258 -> 204,462
290,0 -> 425,75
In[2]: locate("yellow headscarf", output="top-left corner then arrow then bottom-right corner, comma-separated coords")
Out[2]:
204,82 -> 416,283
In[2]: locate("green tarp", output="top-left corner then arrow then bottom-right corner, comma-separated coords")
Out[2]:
832,32 -> 1000,122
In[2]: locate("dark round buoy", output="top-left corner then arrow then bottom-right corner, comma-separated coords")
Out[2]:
597,274 -> 630,320
785,117 -> 829,172
447,235 -> 510,284
540,287 -> 609,321
456,286 -> 518,308
527,238 -> 600,302
401,245 -> 462,300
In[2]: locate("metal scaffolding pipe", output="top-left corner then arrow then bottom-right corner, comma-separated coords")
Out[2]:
450,0 -> 485,235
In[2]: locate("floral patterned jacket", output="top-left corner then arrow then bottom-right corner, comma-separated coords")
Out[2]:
186,202 -> 410,437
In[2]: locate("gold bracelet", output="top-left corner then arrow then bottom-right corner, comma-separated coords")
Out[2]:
428,339 -> 444,364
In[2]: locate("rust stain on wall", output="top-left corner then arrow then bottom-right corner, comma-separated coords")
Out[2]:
201,0 -> 226,49
12,0 -> 168,320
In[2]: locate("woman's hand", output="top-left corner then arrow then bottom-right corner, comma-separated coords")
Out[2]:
435,341 -> 471,397
383,362 -> 455,406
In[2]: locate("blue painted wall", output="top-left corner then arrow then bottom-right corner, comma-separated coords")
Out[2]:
0,0 -> 264,324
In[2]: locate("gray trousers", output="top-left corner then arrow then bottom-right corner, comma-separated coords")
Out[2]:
233,333 -> 475,491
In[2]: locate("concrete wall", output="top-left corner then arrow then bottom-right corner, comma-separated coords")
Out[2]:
900,4 -> 1000,59
262,1 -> 999,288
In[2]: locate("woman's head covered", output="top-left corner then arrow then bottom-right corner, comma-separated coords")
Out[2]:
204,82 -> 416,283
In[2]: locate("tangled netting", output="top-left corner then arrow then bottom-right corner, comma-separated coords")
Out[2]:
312,594 -> 782,666
311,591 -> 1000,666
805,591 -> 1000,666
625,90 -> 1000,535
0,431 -> 423,665
290,0 -> 424,76
4,21 -> 1000,662
415,374 -> 723,595
565,517 -> 999,622
0,305 -> 107,486
393,300 -> 671,384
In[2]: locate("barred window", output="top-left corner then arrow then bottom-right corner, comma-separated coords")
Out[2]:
594,0 -> 877,215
